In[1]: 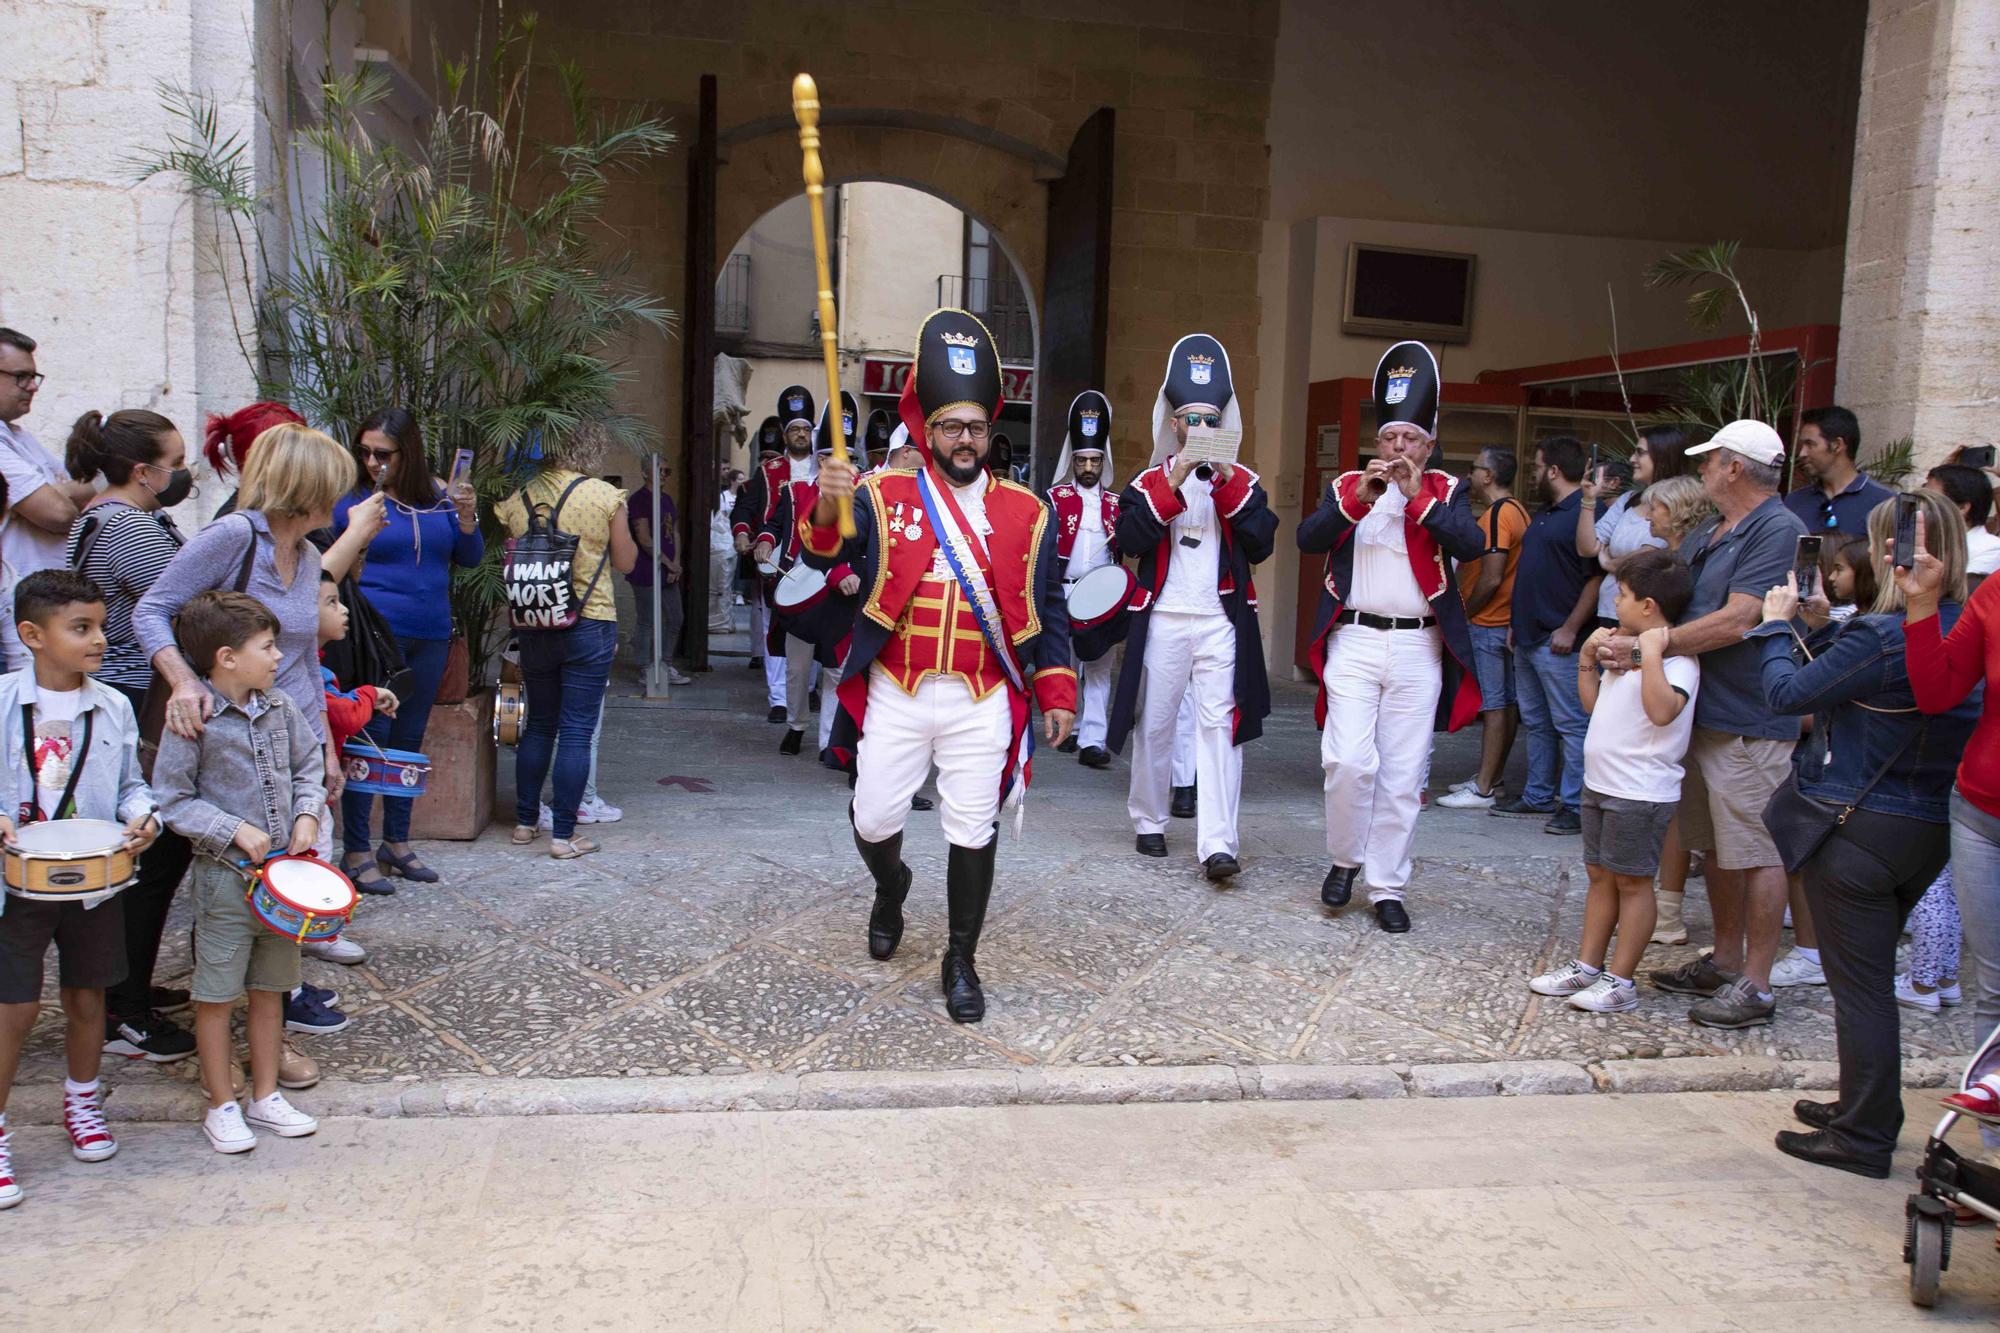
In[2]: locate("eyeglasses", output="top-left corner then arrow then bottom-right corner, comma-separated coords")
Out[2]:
2,371 -> 45,391
361,447 -> 399,463
935,420 -> 991,442
1178,412 -> 1222,429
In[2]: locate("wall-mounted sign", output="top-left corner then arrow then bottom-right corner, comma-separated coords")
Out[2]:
863,357 -> 1034,405
1316,424 -> 1341,468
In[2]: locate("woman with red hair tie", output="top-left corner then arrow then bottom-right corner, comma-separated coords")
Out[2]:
204,402 -> 304,480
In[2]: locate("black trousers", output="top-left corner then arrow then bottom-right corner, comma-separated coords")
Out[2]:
1801,805 -> 1951,1166
104,681 -> 196,1020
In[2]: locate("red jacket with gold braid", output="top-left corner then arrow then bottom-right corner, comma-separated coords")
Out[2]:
798,466 -> 1077,758
1048,483 -> 1120,568
758,477 -> 857,665
731,455 -> 794,545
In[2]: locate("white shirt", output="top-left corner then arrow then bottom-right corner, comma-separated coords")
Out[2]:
1967,526 -> 2000,578
1154,465 -> 1222,616
1348,485 -> 1429,618
1065,482 -> 1112,582
925,471 -> 993,580
22,684 -> 82,822
786,454 -> 815,484
0,419 -> 69,586
1583,655 -> 1703,803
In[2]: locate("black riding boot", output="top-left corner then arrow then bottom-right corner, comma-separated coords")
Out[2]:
941,839 -> 997,1023
852,811 -> 911,961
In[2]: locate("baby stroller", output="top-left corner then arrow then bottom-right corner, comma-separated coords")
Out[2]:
1905,1017 -> 2000,1306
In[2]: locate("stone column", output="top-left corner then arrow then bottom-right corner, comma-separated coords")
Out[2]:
1836,0 -> 2000,465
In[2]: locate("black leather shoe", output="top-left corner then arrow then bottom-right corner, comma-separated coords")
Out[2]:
1170,785 -> 1197,819
910,794 -> 935,811
1057,736 -> 1078,753
817,747 -> 839,769
778,729 -> 803,755
1135,833 -> 1167,858
1078,746 -> 1111,769
942,951 -> 985,1023
1793,1099 -> 1840,1130
1321,864 -> 1357,909
1773,1128 -> 1889,1178
766,705 -> 787,724
1203,853 -> 1241,881
1374,900 -> 1411,933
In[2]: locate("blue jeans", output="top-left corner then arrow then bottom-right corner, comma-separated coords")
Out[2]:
1515,639 -> 1588,811
341,635 -> 452,854
515,618 -> 616,840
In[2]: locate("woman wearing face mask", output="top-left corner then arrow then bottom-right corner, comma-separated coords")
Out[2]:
63,408 -> 199,1063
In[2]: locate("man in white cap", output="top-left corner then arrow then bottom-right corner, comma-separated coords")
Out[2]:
1296,341 -> 1485,933
1596,418 -> 1806,1030
1047,389 -> 1121,768
737,388 -> 819,721
1108,334 -> 1277,881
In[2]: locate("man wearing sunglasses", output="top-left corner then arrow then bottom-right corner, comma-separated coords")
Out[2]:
1297,341 -> 1486,933
1783,405 -> 1893,537
0,328 -> 96,669
1107,334 -> 1278,882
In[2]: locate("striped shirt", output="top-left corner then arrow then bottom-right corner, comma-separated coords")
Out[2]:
66,501 -> 185,690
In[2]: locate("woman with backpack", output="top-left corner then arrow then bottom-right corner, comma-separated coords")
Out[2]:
330,408 -> 482,892
495,463 -> 637,859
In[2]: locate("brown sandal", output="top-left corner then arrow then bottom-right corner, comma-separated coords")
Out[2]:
549,835 -> 600,860
510,825 -> 540,845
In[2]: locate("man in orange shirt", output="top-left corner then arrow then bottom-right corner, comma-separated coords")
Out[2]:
1438,446 -> 1529,809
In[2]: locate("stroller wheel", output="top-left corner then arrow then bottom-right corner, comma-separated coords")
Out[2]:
1905,1196 -> 1952,1307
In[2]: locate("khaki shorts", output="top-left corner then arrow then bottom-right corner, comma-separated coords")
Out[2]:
190,860 -> 301,1003
1675,727 -> 1794,871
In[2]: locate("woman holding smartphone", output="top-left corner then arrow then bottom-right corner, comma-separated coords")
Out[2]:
331,407 -> 483,891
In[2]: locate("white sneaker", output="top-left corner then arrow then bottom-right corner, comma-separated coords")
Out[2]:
1444,779 -> 1502,797
1769,951 -> 1826,987
1568,974 -> 1639,1013
302,936 -> 366,966
244,1092 -> 318,1138
203,1102 -> 257,1154
0,1130 -> 21,1208
577,796 -> 622,824
1436,785 -> 1500,810
1895,972 -> 1961,1012
666,668 -> 693,686
1529,960 -> 1601,997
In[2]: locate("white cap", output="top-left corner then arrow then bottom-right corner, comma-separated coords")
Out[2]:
1685,419 -> 1786,467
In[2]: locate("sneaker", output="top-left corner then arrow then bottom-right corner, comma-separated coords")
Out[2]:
666,668 -> 693,686
0,1130 -> 19,1208
1436,785 -> 1501,810
1649,952 -> 1736,997
103,1011 -> 197,1063
150,985 -> 192,1013
298,982 -> 340,1009
1543,807 -> 1582,835
1529,960 -> 1602,997
1569,974 -> 1640,1013
301,937 -> 366,965
244,1091 -> 318,1138
62,1085 -> 117,1161
283,989 -> 350,1035
1895,972 -> 1962,1012
576,796 -> 622,824
279,1038 -> 320,1091
203,1102 -> 257,1154
1769,951 -> 1827,987
1688,975 -> 1777,1029
1490,797 -> 1557,819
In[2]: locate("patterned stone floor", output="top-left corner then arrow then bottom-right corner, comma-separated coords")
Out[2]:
16,636 -> 1980,1087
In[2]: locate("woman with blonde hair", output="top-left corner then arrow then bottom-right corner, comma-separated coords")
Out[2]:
1640,475 -> 1715,552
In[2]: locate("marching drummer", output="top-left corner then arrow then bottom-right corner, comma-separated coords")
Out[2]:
736,392 -> 818,724
1107,335 -> 1278,881
0,570 -> 163,1203
758,391 -> 866,761
1047,389 -> 1122,769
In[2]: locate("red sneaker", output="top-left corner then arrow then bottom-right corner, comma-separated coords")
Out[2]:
1940,1081 -> 2000,1125
63,1087 -> 117,1162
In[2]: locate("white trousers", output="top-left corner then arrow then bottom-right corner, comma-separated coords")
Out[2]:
1128,610 -> 1240,860
1074,647 -> 1115,751
818,665 -> 842,751
783,634 -> 820,731
853,670 -> 1011,848
1171,692 -> 1197,787
1320,624 -> 1442,901
753,599 -> 785,707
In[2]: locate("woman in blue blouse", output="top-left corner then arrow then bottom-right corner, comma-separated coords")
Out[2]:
333,408 -> 483,890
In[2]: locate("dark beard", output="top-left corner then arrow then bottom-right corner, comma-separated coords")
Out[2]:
1075,472 -> 1099,489
931,441 -> 984,486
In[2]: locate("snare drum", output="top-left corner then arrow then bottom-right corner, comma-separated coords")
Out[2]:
1065,564 -> 1138,662
2,819 -> 135,902
341,742 -> 433,798
772,563 -> 849,649
244,855 -> 357,943
493,681 -> 527,746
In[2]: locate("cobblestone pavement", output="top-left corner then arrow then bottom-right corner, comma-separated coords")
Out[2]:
17,633 -> 1979,1089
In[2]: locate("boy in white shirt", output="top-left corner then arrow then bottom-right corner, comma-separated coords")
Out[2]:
1530,547 -> 1700,1012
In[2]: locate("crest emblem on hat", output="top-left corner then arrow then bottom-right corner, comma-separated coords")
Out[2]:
1188,352 -> 1214,387
948,347 -> 976,376
841,413 -> 854,435
787,394 -> 805,412
1080,409 -> 1101,438
1384,366 -> 1416,406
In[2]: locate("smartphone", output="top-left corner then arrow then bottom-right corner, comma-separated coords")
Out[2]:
1962,445 -> 1996,469
1893,494 -> 1920,569
449,448 -> 474,491
1792,534 -> 1823,600
1587,443 -> 1600,487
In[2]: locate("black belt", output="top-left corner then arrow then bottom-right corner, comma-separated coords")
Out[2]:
1337,609 -> 1436,631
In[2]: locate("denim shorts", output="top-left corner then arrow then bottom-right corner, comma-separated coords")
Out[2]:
190,860 -> 301,1003
1467,622 -> 1513,710
1581,786 -> 1676,877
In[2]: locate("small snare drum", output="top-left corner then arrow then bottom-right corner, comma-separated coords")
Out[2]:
3,818 -> 135,902
243,855 -> 357,943
493,681 -> 527,746
1065,564 -> 1139,662
341,741 -> 432,798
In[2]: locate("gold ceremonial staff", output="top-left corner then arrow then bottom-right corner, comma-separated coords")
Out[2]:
791,73 -> 856,537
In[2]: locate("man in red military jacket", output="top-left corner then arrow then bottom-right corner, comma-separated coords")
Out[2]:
736,392 -> 818,721
1047,388 -> 1121,768
805,309 -> 1076,1024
